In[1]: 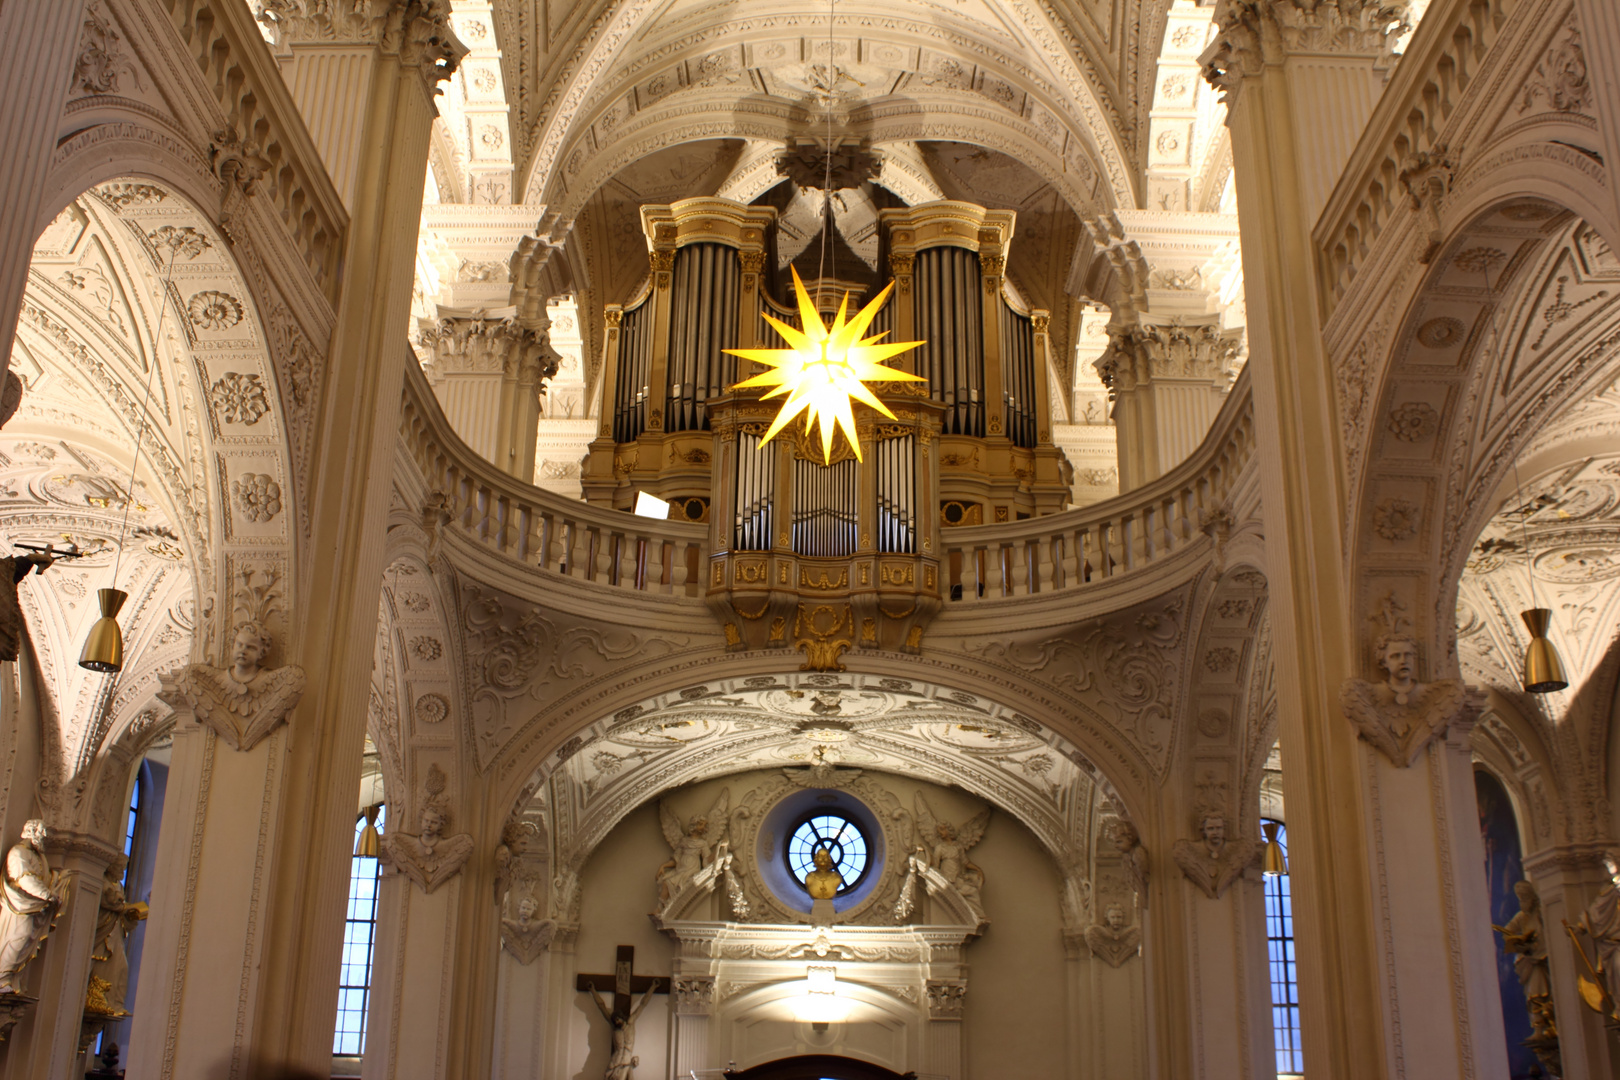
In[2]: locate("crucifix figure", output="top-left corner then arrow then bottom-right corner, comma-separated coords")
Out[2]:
576,945 -> 667,1080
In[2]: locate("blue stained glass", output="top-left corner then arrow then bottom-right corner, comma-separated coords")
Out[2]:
786,813 -> 869,894
1263,819 -> 1304,1075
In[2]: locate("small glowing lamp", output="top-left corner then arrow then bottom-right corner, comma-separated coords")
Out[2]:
794,964 -> 848,1030
725,267 -> 926,463
633,490 -> 671,520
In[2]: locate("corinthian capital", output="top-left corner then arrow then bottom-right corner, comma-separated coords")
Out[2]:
1200,0 -> 1411,100
256,0 -> 465,82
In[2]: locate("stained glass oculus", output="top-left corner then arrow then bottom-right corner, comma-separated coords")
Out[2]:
786,812 -> 868,894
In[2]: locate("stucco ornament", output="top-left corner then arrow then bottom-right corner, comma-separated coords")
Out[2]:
1338,633 -> 1482,767
500,891 -> 556,964
380,764 -> 474,893
1172,810 -> 1259,899
1111,819 -> 1150,903
1084,903 -> 1142,968
159,619 -> 306,752
0,821 -> 68,995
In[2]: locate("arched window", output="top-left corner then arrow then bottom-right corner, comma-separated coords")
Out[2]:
334,806 -> 386,1057
1261,818 -> 1303,1076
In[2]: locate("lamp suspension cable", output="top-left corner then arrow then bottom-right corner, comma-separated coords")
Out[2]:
81,240 -> 179,672
814,0 -> 836,314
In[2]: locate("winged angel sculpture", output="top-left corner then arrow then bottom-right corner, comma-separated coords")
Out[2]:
656,789 -> 730,904
914,793 -> 989,902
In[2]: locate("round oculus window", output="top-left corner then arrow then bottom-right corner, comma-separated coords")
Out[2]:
786,812 -> 869,895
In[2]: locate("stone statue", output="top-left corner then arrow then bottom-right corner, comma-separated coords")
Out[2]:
0,820 -> 66,994
1172,810 -> 1259,900
85,862 -> 147,1015
380,764 -> 474,893
1112,819 -> 1150,901
499,891 -> 556,965
914,793 -> 989,902
1339,632 -> 1483,767
159,619 -> 307,752
1579,850 -> 1620,1018
493,818 -> 536,907
1498,879 -> 1559,1071
0,552 -> 54,662
804,847 -> 842,900
588,978 -> 660,1080
656,789 -> 729,904
1084,902 -> 1142,968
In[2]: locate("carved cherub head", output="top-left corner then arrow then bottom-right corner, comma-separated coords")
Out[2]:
1104,903 -> 1127,931
1375,634 -> 1420,698
686,814 -> 709,838
500,820 -> 530,855
1112,820 -> 1140,853
936,820 -> 958,841
514,894 -> 538,923
19,819 -> 45,848
228,620 -> 273,680
420,801 -> 449,841
1513,879 -> 1539,913
1198,812 -> 1227,858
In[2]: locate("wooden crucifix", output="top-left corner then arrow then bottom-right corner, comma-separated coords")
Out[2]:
576,947 -> 668,1080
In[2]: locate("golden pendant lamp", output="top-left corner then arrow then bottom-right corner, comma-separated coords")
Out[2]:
1261,820 -> 1288,877
355,804 -> 382,858
79,588 -> 129,672
1520,607 -> 1568,694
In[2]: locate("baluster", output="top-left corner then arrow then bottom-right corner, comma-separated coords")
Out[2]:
537,512 -> 556,571
671,542 -> 691,593
963,547 -> 982,601
590,528 -> 609,582
1006,541 -> 1028,596
1032,538 -> 1052,593
1140,504 -> 1156,562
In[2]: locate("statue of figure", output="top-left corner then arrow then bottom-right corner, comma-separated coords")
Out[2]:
1084,902 -> 1142,969
1172,810 -> 1259,900
380,764 -> 475,894
656,790 -> 729,904
804,847 -> 843,900
0,552 -> 53,662
493,819 -> 536,907
913,793 -> 989,901
85,862 -> 147,1015
1498,880 -> 1559,1069
499,892 -> 557,965
1112,820 -> 1149,901
1580,850 -> 1620,1018
0,820 -> 66,994
1339,632 -> 1482,767
588,978 -> 660,1080
158,619 -> 306,752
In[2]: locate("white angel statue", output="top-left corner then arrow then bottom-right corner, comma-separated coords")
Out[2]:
914,793 -> 990,901
656,789 -> 729,904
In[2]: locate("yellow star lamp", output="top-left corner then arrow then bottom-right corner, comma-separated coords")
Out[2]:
725,267 -> 925,462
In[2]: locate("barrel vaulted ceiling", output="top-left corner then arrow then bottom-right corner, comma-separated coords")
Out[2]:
491,0 -> 1170,213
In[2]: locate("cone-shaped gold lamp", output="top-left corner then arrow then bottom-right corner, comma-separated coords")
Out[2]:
355,805 -> 381,858
79,588 -> 128,672
1262,820 -> 1288,877
1521,607 -> 1568,694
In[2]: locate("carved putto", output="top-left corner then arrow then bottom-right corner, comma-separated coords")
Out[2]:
1172,809 -> 1259,900
1111,819 -> 1150,903
656,789 -> 730,905
1084,903 -> 1142,968
380,764 -> 474,893
914,793 -> 989,904
500,889 -> 557,965
1339,621 -> 1482,767
85,859 -> 147,1017
158,571 -> 306,752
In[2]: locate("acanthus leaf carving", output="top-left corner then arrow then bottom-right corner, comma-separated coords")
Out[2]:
1339,677 -> 1484,767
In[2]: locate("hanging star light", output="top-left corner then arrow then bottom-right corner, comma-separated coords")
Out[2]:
725,266 -> 925,463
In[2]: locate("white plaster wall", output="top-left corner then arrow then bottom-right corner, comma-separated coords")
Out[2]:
571,800 -> 677,1080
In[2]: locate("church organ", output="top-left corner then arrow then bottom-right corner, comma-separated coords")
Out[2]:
582,197 -> 1071,663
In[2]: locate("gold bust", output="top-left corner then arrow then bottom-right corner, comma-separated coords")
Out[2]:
804,847 -> 842,900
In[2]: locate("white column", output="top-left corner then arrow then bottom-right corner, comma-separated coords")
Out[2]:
0,0 -> 89,390
361,873 -> 467,1080
125,722 -> 291,1079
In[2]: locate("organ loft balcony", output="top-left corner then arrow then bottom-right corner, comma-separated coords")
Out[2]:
577,196 -> 1074,665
